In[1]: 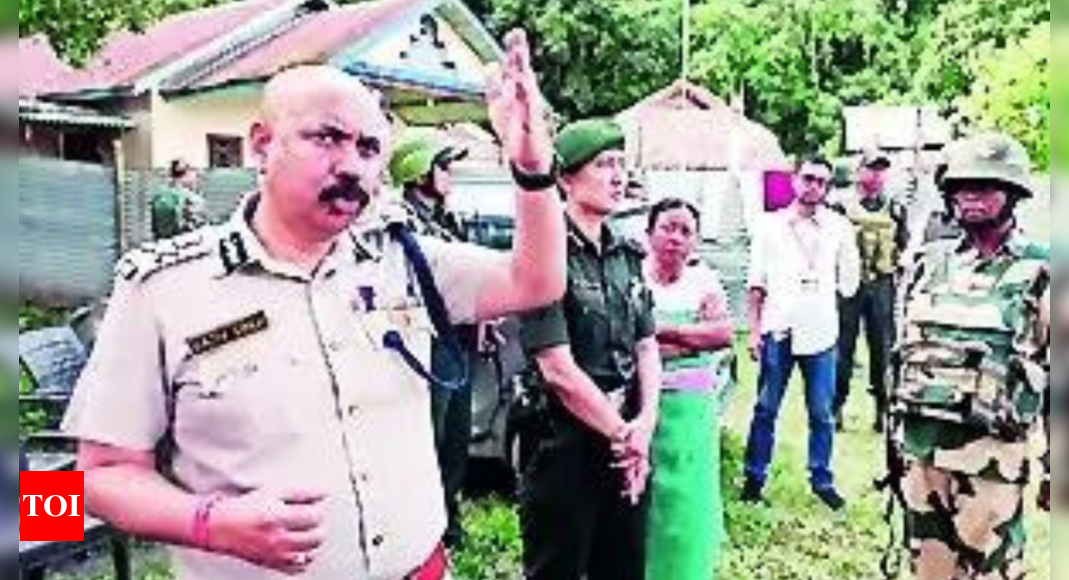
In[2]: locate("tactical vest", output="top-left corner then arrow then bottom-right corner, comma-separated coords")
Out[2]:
843,196 -> 900,282
896,240 -> 1049,441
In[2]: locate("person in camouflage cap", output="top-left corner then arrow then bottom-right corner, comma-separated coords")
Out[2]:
891,132 -> 1051,580
389,128 -> 470,240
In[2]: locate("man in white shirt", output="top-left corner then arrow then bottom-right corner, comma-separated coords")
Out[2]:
742,155 -> 861,510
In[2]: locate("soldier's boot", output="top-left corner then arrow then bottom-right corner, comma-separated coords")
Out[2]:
873,404 -> 886,434
872,387 -> 887,434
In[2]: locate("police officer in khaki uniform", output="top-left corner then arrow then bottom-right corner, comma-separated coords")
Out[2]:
518,119 -> 662,580
62,30 -> 566,580
389,129 -> 477,547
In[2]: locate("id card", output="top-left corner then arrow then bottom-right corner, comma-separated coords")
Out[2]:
800,272 -> 820,294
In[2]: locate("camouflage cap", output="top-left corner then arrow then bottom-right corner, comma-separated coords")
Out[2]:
555,118 -> 625,174
388,128 -> 467,187
940,133 -> 1036,199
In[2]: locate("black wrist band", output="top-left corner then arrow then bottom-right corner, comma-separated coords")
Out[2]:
511,159 -> 559,191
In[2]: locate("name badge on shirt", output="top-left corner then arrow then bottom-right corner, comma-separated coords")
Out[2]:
186,311 -> 270,356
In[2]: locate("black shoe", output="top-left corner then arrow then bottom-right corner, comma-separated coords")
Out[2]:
873,413 -> 885,434
814,486 -> 846,511
741,479 -> 765,504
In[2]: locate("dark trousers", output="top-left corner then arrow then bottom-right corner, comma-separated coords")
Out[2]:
430,340 -> 473,547
520,418 -> 648,580
835,275 -> 895,419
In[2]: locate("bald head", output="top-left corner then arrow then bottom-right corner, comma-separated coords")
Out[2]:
260,65 -> 386,126
250,65 -> 394,244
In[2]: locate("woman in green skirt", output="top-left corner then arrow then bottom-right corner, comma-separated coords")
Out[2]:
643,198 -> 735,580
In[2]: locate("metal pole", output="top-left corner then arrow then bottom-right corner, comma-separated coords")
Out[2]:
682,0 -> 690,80
111,138 -> 129,255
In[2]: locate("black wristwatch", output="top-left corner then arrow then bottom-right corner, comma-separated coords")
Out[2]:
511,159 -> 559,191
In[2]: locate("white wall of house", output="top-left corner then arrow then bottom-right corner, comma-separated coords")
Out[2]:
642,170 -> 764,239
361,12 -> 488,86
151,87 -> 262,169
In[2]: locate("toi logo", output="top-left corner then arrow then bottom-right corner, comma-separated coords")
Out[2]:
20,471 -> 85,541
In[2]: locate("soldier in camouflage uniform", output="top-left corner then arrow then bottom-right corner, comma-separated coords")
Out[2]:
893,133 -> 1051,580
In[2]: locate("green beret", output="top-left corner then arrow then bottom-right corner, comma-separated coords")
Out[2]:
555,119 -> 625,174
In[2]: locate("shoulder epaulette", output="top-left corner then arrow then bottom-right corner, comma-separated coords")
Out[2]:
115,230 -> 214,283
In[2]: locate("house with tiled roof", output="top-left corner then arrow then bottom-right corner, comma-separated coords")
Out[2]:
20,0 -> 502,169
616,80 -> 790,240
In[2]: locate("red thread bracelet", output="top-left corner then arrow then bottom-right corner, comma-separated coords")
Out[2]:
192,493 -> 226,550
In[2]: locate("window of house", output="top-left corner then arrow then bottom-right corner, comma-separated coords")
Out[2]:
207,134 -> 243,168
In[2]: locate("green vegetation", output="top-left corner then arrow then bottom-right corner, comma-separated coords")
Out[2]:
20,0 -> 1050,163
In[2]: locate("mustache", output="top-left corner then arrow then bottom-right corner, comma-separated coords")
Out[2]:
319,174 -> 371,207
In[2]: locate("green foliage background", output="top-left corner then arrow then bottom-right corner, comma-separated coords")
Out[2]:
19,0 -> 1050,164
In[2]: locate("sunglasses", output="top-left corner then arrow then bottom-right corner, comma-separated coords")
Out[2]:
799,173 -> 829,187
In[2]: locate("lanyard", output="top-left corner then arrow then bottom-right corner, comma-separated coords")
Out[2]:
789,217 -> 822,273
382,330 -> 467,391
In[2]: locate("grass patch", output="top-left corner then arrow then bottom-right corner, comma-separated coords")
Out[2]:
18,301 -> 66,331
50,543 -> 172,580
717,343 -> 1049,580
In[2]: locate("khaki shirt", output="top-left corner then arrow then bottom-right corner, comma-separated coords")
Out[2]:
64,195 -> 498,580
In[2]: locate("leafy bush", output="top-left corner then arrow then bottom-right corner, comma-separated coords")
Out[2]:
453,497 -> 525,580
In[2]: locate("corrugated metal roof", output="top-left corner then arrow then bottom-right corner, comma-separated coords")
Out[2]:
169,0 -> 423,93
20,0 -> 293,98
18,100 -> 133,129
343,61 -> 485,99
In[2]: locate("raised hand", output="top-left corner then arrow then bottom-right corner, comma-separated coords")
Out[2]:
485,29 -> 554,174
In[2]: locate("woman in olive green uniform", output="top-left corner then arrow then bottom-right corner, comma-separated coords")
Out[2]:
519,119 -> 663,580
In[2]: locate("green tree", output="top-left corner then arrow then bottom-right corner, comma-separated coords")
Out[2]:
959,21 -> 1049,170
908,0 -> 1049,104
19,0 -> 228,66
687,0 -> 911,155
486,0 -> 682,121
